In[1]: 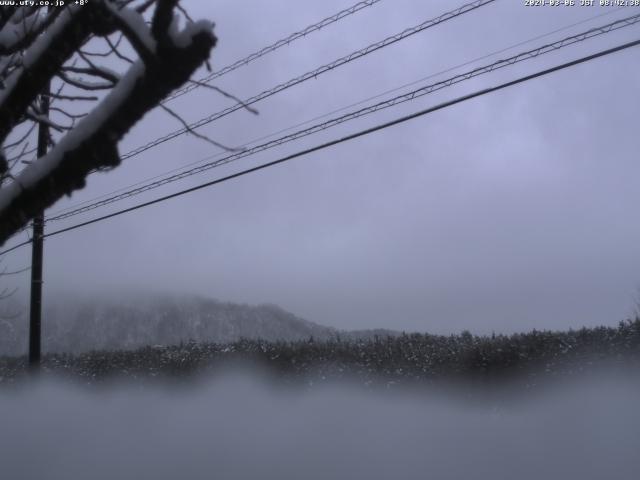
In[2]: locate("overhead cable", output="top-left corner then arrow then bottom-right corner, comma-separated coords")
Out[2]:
34,38 -> 640,243
166,0 -> 386,102
47,6 -> 627,219
122,0 -> 497,160
46,13 -> 640,223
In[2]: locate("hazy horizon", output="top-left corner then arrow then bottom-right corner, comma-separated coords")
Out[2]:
2,1 -> 640,335
2,285 -> 638,340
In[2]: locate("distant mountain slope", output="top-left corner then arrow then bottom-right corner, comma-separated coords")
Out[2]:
1,294 -> 339,355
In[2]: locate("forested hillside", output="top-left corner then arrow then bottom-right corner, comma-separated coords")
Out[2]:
0,294 -> 336,355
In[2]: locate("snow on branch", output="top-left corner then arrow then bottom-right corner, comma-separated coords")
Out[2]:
0,1 -> 216,245
0,6 -> 103,145
0,8 -> 64,57
105,0 -> 157,64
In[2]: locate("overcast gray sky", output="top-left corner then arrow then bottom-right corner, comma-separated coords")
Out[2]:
4,0 -> 640,334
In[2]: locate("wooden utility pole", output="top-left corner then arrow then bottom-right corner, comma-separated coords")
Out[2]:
29,82 -> 50,370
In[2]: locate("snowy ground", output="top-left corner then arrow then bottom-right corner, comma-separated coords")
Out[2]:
1,370 -> 638,480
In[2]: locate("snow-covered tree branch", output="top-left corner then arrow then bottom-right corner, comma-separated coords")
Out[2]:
0,0 -> 217,245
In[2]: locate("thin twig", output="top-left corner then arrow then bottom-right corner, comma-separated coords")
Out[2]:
159,104 -> 244,152
186,79 -> 259,115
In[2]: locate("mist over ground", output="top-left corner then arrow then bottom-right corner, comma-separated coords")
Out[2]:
1,370 -> 638,480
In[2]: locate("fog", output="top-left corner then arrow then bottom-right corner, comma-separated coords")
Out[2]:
1,371 -> 639,480
2,3 -> 640,478
3,0 -> 640,335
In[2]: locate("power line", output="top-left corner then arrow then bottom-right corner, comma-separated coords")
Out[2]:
50,12 -> 639,220
121,0 -> 497,160
166,0 -> 385,102
47,6 -> 627,219
34,38 -> 640,243
0,240 -> 31,257
1,2 -> 481,248
2,266 -> 31,275
2,37 -> 638,255
46,12 -> 640,223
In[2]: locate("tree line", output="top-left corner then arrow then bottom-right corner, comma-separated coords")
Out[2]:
1,317 -> 638,386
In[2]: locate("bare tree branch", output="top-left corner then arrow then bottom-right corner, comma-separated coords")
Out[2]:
0,5 -> 117,146
63,63 -> 120,84
57,70 -> 116,91
160,103 -> 241,152
105,34 -> 135,63
0,8 -> 61,56
0,1 -> 217,244
46,93 -> 100,102
152,0 -> 178,50
80,33 -> 125,58
187,79 -> 259,115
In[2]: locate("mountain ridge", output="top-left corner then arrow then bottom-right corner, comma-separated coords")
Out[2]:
0,292 -> 400,355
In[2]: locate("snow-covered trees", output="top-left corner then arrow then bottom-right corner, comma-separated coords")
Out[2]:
0,1 -> 216,244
